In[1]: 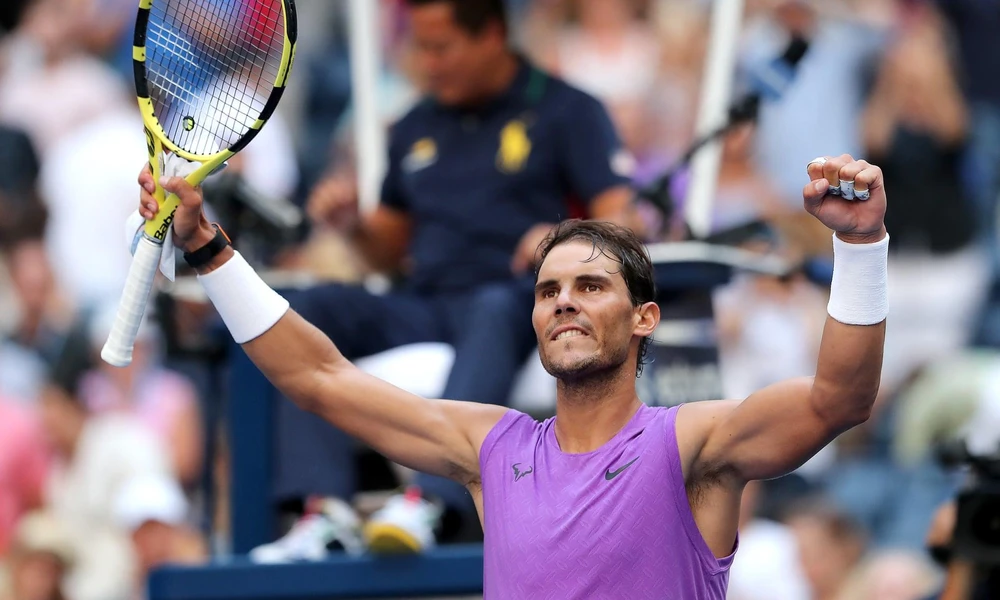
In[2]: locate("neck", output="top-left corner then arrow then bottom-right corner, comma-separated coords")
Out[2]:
553,365 -> 642,454
470,52 -> 519,106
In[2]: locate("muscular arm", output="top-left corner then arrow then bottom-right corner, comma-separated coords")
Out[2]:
688,309 -> 885,484
191,242 -> 502,485
149,175 -> 508,483
677,235 -> 885,557
240,300 -> 506,483
684,159 -> 889,487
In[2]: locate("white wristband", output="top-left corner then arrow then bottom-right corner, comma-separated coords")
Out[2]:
827,233 -> 889,326
197,251 -> 290,343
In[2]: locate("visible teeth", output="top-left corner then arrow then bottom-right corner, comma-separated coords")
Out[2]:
556,330 -> 584,340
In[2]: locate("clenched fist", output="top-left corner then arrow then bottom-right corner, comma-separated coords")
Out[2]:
803,154 -> 887,244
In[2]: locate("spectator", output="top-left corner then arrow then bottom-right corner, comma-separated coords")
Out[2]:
861,0 -> 984,392
540,0 -> 661,110
260,0 -> 641,561
937,0 -> 1000,348
79,309 -> 204,489
835,549 -> 942,600
863,0 -> 973,255
0,0 -> 130,158
0,511 -> 73,600
786,501 -> 868,600
0,198 -> 70,403
726,480 -> 811,600
37,326 -> 175,600
112,475 -> 208,596
741,0 -> 887,213
0,398 -> 49,558
36,104 -> 148,311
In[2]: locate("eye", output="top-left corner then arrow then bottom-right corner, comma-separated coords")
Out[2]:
584,283 -> 601,293
540,289 -> 557,299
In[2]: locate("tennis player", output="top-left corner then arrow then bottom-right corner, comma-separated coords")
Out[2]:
137,153 -> 888,598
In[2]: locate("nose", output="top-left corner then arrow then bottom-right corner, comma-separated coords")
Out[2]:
554,288 -> 578,316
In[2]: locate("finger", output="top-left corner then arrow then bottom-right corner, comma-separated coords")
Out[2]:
822,154 -> 852,197
159,176 -> 201,208
802,178 -> 830,204
805,156 -> 829,181
853,165 -> 882,201
140,189 -> 159,216
836,159 -> 870,200
138,165 -> 155,194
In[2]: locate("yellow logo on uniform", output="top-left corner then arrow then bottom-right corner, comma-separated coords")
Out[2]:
496,119 -> 531,173
403,137 -> 437,172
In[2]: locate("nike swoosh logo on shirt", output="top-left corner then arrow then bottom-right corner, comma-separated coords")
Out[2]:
605,457 -> 640,481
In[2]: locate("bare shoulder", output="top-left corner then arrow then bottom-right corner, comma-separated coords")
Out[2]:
674,399 -> 742,482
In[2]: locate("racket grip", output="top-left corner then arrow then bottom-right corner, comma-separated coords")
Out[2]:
101,236 -> 163,367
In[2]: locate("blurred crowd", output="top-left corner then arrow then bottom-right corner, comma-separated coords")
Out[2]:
0,0 -> 998,599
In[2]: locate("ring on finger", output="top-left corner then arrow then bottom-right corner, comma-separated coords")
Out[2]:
839,180 -> 855,200
854,188 -> 870,201
807,156 -> 827,172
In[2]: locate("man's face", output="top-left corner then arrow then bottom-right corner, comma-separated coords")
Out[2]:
408,2 -> 504,106
533,241 -> 643,380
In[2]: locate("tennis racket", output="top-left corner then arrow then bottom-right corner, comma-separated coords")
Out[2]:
102,0 -> 297,367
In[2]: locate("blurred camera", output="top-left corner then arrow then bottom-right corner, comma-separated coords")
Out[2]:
938,440 -> 1000,566
200,171 -> 307,268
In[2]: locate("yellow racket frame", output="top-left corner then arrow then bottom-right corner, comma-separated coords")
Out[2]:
133,0 -> 297,242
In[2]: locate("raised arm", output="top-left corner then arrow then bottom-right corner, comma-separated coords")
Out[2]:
139,171 -> 507,485
684,155 -> 888,485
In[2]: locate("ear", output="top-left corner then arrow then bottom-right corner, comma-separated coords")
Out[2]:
633,301 -> 659,340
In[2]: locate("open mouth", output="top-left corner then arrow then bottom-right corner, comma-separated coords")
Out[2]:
552,327 -> 588,341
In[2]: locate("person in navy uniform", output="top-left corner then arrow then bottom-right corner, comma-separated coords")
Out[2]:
267,0 -> 642,555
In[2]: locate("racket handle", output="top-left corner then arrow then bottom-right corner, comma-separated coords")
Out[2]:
101,236 -> 163,367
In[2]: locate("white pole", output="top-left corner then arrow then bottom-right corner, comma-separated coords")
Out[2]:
348,0 -> 385,213
684,0 -> 745,238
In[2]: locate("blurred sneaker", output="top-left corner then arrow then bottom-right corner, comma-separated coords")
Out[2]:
364,487 -> 441,554
249,496 -> 364,563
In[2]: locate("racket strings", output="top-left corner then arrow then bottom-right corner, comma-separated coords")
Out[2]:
145,0 -> 286,156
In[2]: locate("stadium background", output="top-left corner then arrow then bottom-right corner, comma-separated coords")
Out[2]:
0,0 -> 998,598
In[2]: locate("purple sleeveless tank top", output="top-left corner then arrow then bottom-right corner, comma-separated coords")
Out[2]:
478,404 -> 736,599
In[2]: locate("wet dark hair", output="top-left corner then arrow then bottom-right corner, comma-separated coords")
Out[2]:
536,220 -> 656,378
405,0 -> 507,37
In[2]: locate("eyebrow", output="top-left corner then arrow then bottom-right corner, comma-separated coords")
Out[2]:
534,273 -> 615,295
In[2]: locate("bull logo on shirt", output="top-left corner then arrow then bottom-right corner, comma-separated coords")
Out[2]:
512,463 -> 533,482
496,119 -> 531,174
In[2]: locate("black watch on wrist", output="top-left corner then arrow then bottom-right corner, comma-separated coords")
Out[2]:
183,224 -> 231,268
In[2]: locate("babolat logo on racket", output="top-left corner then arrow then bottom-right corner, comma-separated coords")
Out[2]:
154,210 -> 176,242
183,116 -> 195,131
